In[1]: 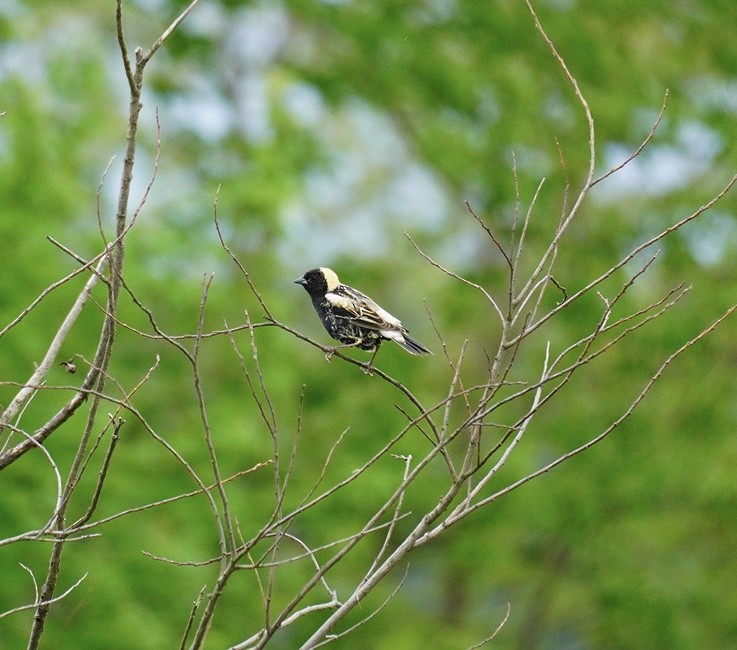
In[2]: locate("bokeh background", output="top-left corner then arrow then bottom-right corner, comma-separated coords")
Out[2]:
1,1 -> 737,647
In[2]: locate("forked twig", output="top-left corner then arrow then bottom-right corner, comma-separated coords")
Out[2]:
0,572 -> 88,621
592,90 -> 669,186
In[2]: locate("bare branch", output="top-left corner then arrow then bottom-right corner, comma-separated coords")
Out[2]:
466,602 -> 511,649
427,303 -> 737,538
464,201 -> 512,269
506,172 -> 737,348
115,0 -> 135,92
593,89 -> 669,186
0,572 -> 88,621
405,231 -> 506,327
140,0 -> 201,65
311,565 -> 410,649
0,251 -> 109,440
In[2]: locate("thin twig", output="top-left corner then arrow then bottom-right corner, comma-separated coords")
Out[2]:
592,89 -> 669,186
0,251 -> 109,437
0,572 -> 88,621
466,602 -> 511,649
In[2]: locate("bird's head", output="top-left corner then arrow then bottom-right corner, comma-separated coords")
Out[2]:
295,267 -> 341,295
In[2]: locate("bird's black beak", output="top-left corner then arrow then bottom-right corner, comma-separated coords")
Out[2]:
294,276 -> 307,286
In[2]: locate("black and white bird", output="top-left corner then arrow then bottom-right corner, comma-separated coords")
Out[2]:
295,267 -> 431,364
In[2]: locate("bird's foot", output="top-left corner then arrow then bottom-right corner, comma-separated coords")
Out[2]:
362,348 -> 379,375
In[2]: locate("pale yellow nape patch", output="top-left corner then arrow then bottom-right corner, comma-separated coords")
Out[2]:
320,267 -> 341,291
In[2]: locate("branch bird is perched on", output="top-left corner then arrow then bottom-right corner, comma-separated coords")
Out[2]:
295,267 -> 431,366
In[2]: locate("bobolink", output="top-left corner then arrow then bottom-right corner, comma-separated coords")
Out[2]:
295,267 -> 431,363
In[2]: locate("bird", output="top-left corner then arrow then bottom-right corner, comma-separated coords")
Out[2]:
294,267 -> 431,366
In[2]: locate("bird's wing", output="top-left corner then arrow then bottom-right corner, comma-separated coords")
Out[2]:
325,285 -> 405,332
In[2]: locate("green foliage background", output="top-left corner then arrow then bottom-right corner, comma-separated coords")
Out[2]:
1,1 -> 736,647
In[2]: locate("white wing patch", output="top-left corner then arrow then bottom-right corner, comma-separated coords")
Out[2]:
372,303 -> 402,327
380,329 -> 406,344
325,292 -> 358,312
326,289 -> 406,332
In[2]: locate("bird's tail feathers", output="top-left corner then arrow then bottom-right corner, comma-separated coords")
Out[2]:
396,334 -> 431,355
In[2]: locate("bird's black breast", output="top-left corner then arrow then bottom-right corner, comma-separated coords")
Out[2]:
313,296 -> 382,350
